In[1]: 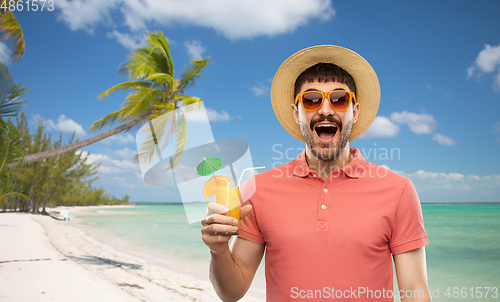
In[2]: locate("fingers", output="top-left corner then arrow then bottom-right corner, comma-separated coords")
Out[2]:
240,204 -> 253,219
201,214 -> 239,250
201,221 -> 239,235
206,201 -> 228,216
201,212 -> 238,227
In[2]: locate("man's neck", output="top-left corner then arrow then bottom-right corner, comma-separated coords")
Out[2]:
305,143 -> 353,180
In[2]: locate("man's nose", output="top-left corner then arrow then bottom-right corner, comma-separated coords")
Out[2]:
317,97 -> 335,116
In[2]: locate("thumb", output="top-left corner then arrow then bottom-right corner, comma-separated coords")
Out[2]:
240,204 -> 253,219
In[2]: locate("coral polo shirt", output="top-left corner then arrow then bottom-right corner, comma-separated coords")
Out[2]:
239,148 -> 428,301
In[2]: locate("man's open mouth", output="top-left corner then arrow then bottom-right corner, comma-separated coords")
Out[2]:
314,122 -> 339,143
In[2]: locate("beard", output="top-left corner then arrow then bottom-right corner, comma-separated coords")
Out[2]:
299,114 -> 353,161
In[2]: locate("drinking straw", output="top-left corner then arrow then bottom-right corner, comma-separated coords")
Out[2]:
237,166 -> 265,189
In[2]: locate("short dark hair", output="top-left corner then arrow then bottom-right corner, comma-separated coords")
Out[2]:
294,63 -> 357,97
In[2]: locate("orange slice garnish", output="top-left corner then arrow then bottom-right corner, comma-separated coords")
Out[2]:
203,175 -> 232,199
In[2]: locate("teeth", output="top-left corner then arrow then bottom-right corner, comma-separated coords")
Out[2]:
316,124 -> 337,128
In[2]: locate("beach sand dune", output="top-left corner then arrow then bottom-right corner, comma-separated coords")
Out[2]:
0,213 -> 262,302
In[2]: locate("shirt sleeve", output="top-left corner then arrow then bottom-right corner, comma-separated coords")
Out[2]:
389,179 -> 429,255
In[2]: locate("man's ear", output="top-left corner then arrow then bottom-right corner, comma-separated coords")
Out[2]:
291,103 -> 299,124
352,102 -> 360,124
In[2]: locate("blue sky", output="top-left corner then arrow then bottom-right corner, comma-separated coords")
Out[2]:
6,0 -> 500,203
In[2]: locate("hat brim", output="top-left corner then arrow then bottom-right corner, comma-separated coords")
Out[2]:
270,45 -> 380,142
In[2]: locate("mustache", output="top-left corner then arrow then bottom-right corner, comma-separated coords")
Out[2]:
310,115 -> 343,132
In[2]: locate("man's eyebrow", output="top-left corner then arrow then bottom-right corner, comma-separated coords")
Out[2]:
303,88 -> 346,92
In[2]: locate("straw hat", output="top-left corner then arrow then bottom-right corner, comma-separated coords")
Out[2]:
270,45 -> 380,142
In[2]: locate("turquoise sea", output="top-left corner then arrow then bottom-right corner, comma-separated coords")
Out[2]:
76,203 -> 500,301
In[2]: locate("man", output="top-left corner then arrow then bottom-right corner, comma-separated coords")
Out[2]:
201,45 -> 431,301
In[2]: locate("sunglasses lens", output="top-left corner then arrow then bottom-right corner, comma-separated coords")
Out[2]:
301,92 -> 323,110
329,91 -> 351,110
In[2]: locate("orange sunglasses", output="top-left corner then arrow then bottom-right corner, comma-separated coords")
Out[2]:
295,90 -> 356,111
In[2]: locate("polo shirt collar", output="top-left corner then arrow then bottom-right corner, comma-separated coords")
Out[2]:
292,147 -> 366,179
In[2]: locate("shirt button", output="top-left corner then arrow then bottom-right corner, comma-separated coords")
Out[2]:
313,174 -> 317,178
321,205 -> 326,209
323,188 -> 328,193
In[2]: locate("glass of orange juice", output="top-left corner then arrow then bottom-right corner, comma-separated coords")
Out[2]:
215,184 -> 241,234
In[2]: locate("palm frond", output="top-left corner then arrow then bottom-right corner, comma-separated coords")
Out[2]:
88,106 -> 129,132
169,111 -> 187,168
144,73 -> 174,87
176,95 -> 203,112
150,102 -> 176,119
0,192 -> 28,201
0,12 -> 25,62
97,81 -> 153,100
149,49 -> 173,76
0,62 -> 30,122
118,49 -> 159,80
0,101 -> 25,118
177,57 -> 211,94
117,32 -> 173,80
121,87 -> 162,120
0,60 -> 12,102
138,110 -> 187,170
0,119 -> 24,172
147,31 -> 173,75
137,110 -> 175,164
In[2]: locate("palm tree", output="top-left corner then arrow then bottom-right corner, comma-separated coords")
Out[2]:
7,31 -> 210,168
0,60 -> 29,168
0,61 -> 28,209
0,0 -> 25,62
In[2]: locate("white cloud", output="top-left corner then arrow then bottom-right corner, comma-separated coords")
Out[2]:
84,152 -> 109,165
493,122 -> 500,134
395,170 -> 500,196
56,0 -> 119,33
390,111 -> 437,134
186,107 -> 232,122
467,66 -> 475,78
184,40 -> 205,60
38,114 -> 87,137
101,133 -> 136,145
433,133 -> 456,146
55,0 -> 335,40
468,44 -> 500,91
115,147 -> 137,159
206,108 -> 230,121
360,116 -> 399,139
360,111 -> 455,146
474,44 -> 500,73
408,170 -> 464,182
78,150 -> 138,174
250,82 -> 269,97
106,30 -> 147,49
0,42 -> 10,64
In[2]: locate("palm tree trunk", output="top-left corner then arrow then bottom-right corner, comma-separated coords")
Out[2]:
41,185 -> 54,215
6,114 -> 151,168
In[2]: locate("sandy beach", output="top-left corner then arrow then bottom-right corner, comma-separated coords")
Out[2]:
0,211 -> 264,302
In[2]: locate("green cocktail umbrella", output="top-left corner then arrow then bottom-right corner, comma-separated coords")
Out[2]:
196,157 -> 222,176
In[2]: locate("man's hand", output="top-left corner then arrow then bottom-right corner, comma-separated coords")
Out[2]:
201,202 -> 253,254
